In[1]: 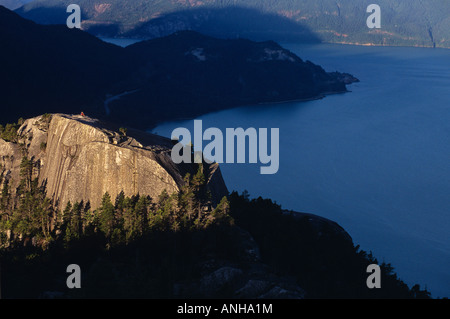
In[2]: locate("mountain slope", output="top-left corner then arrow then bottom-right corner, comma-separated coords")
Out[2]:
1,6 -> 357,129
0,5 -> 135,124
107,31 -> 358,128
0,0 -> 31,10
16,0 -> 450,48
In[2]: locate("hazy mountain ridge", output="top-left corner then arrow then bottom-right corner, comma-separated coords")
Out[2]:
0,6 -> 357,129
15,0 -> 450,48
0,0 -> 31,10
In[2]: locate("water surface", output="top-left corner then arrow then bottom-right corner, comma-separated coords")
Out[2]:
153,44 -> 450,297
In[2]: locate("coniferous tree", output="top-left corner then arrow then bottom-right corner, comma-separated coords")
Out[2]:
19,157 -> 33,192
0,179 -> 10,212
98,192 -> 115,240
70,202 -> 83,240
62,201 -> 73,244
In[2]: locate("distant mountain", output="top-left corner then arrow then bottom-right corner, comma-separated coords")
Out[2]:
16,0 -> 450,48
1,6 -> 357,129
107,31 -> 358,129
0,0 -> 31,10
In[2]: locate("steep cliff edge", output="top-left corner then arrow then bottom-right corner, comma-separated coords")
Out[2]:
1,114 -> 228,209
1,115 -> 429,299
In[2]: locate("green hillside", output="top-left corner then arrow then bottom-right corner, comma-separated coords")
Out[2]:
16,0 -> 450,48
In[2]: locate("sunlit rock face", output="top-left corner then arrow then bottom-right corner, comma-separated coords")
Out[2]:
1,114 -> 228,209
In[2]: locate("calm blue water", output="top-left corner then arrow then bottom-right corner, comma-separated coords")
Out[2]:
153,44 -> 450,298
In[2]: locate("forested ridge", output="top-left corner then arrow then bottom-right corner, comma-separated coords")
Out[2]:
1,7 -> 356,129
0,120 -> 433,299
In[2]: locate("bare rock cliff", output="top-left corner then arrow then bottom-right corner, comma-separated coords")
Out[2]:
1,114 -> 228,209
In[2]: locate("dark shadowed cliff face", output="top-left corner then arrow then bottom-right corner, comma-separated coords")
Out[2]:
0,114 -> 228,209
